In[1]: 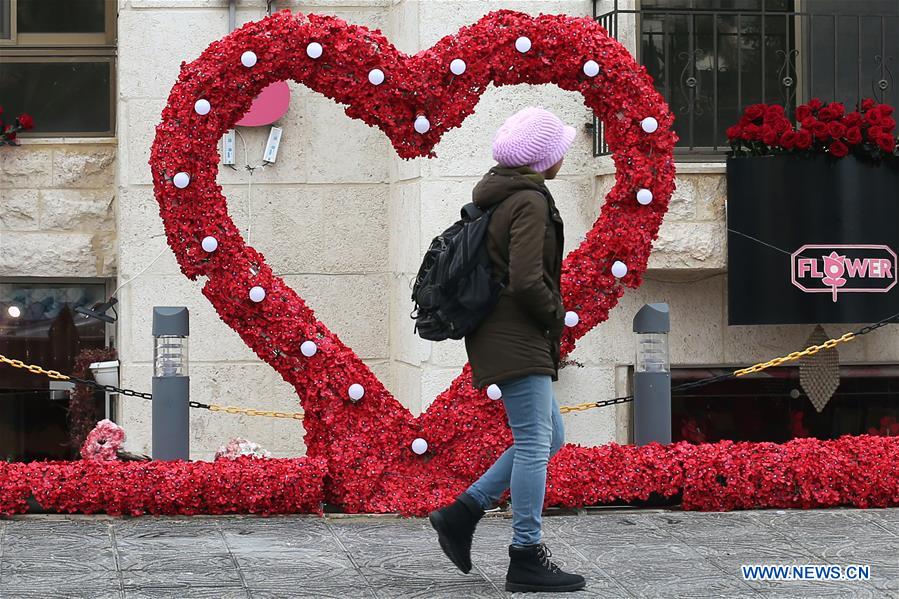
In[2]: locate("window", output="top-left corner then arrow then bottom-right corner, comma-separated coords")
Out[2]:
595,1 -> 899,155
0,280 -> 109,461
0,0 -> 116,137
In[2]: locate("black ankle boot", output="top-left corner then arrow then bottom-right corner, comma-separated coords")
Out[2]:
428,493 -> 485,573
505,543 -> 586,592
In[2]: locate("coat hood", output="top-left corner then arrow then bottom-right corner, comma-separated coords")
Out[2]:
472,165 -> 548,210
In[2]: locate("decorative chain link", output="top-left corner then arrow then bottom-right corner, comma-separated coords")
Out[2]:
734,332 -> 856,377
0,354 -> 69,381
560,394 -> 634,413
207,404 -> 305,420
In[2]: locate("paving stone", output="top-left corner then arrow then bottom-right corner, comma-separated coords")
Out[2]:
124,587 -> 248,598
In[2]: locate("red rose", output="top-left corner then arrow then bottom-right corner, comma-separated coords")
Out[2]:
876,134 -> 896,153
796,129 -> 813,149
808,98 -> 824,111
846,126 -> 862,144
742,123 -> 760,140
780,130 -> 798,149
761,125 -> 778,145
866,109 -> 883,125
17,113 -> 34,130
826,102 -> 845,119
765,105 -> 785,120
726,124 -> 742,140
828,122 -> 846,139
745,104 -> 765,122
881,117 -> 896,132
818,107 -> 836,122
795,104 -> 812,122
861,98 -> 877,111
811,121 -> 830,140
829,140 -> 849,157
878,104 -> 894,117
842,111 -> 862,127
801,116 -> 817,129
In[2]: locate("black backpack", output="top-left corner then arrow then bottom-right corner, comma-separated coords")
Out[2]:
411,202 -> 505,341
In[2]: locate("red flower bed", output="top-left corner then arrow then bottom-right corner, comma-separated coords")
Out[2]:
0,457 -> 327,516
727,99 -> 897,160
3,437 -> 897,516
546,435 -> 899,512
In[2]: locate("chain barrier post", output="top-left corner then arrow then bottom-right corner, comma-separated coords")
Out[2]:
152,307 -> 190,460
633,303 -> 671,445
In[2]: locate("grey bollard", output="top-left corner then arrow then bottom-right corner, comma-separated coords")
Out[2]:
152,307 -> 190,460
633,303 -> 671,445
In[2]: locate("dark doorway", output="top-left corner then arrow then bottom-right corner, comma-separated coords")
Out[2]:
672,365 -> 899,443
0,281 -> 108,461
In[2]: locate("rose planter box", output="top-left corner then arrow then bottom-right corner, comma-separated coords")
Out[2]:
727,154 -> 899,325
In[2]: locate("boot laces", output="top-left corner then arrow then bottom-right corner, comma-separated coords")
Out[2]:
537,544 -> 561,574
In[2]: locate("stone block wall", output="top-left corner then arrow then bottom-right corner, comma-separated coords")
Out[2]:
0,141 -> 116,278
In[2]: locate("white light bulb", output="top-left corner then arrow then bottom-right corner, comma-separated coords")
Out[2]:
241,51 -> 257,68
640,116 -> 659,133
172,172 -> 190,189
414,115 -> 430,134
300,340 -> 317,357
515,36 -> 532,53
450,58 -> 466,75
249,286 -> 266,302
348,383 -> 365,401
790,389 -> 801,399
487,384 -> 502,400
636,188 -> 653,205
368,68 -> 385,85
7,306 -> 21,318
583,60 -> 600,77
201,236 -> 218,252
611,261 -> 628,278
194,99 -> 211,115
306,42 -> 323,59
411,438 -> 428,455
565,311 -> 580,327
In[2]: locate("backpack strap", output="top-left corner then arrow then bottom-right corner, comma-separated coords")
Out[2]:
461,202 -> 486,221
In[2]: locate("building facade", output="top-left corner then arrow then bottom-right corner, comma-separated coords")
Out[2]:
1,0 -> 897,461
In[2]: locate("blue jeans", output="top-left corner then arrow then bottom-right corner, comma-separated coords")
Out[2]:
465,374 -> 564,546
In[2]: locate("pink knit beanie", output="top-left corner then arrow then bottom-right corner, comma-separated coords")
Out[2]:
492,107 -> 576,173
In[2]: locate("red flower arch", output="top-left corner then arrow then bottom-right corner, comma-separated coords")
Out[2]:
150,9 -> 676,514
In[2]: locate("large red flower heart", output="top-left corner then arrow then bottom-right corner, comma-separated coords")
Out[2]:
150,9 -> 676,514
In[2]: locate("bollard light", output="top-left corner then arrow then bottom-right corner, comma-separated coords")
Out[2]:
632,303 -> 671,446
152,307 -> 190,460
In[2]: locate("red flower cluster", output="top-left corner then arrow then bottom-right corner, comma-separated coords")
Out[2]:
727,99 -> 897,159
0,105 -> 35,146
0,457 -> 327,516
149,9 -> 676,514
547,435 -> 899,512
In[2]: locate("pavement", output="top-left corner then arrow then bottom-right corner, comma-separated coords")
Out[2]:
0,507 -> 897,598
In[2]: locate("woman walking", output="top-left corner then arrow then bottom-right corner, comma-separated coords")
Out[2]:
429,107 -> 586,593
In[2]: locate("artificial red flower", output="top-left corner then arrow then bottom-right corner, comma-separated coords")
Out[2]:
829,140 -> 849,157
875,134 -> 896,153
808,98 -> 824,111
800,116 -> 817,129
827,121 -> 846,139
779,130 -> 798,149
842,111 -> 862,127
811,121 -> 830,140
861,98 -> 877,111
17,113 -> 34,130
761,125 -> 778,145
795,129 -> 813,149
744,103 -> 766,121
795,104 -> 812,122
726,124 -> 742,140
846,126 -> 862,144
826,102 -> 845,119
765,104 -> 785,120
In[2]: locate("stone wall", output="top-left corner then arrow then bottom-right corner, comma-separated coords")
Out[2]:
0,140 -> 116,278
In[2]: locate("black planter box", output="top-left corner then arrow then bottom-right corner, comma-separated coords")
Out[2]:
727,154 -> 899,325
